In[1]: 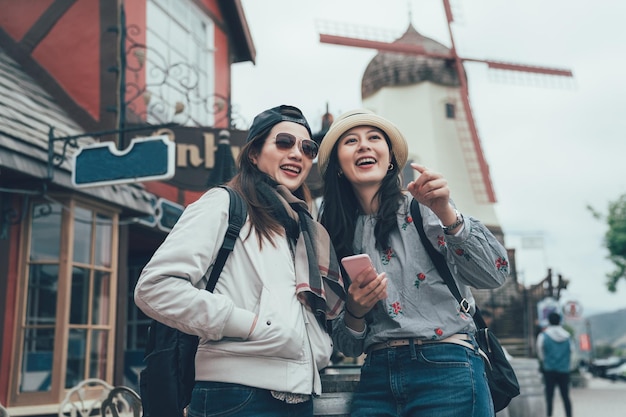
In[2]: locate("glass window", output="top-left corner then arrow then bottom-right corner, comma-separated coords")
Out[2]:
73,206 -> 92,264
95,214 -> 113,267
19,201 -> 63,394
19,327 -> 55,392
13,198 -> 118,405
69,266 -> 90,324
25,264 -> 58,325
146,0 -> 215,126
89,330 -> 108,380
93,271 -> 111,325
445,102 -> 456,119
66,328 -> 87,389
29,203 -> 62,261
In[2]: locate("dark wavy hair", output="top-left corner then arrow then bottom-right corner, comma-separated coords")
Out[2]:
226,117 -> 312,248
319,132 -> 403,260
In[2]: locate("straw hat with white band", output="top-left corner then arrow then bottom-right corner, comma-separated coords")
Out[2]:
317,109 -> 408,176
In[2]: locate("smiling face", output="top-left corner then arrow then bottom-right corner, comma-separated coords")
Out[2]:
337,125 -> 392,191
250,121 -> 313,192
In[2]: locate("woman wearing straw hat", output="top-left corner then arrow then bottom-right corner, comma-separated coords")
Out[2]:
318,109 -> 509,416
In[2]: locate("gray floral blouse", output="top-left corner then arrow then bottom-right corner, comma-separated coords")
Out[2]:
332,194 -> 509,357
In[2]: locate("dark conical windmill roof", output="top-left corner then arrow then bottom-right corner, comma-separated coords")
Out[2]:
361,24 -> 460,99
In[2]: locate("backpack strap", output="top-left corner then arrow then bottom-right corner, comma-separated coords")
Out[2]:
409,199 -> 460,298
409,199 -> 487,328
205,186 -> 247,292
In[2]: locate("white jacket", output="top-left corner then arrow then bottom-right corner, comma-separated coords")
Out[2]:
134,187 -> 333,395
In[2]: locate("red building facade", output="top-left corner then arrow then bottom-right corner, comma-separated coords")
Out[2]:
0,0 -> 254,412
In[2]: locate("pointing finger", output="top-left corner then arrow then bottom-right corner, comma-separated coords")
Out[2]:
411,162 -> 425,174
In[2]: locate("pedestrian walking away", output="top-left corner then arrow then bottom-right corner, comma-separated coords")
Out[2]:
537,312 -> 574,417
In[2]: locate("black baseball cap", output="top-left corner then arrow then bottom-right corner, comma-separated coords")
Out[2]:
246,105 -> 312,143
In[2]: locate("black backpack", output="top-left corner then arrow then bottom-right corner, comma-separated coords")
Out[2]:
139,186 -> 246,417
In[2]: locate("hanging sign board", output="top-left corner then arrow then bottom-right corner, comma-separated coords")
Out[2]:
537,297 -> 560,328
135,197 -> 184,232
563,300 -> 583,319
72,135 -> 175,187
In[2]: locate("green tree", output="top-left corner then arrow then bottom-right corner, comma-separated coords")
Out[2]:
589,194 -> 626,292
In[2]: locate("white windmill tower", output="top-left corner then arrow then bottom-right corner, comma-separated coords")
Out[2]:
318,0 -> 573,240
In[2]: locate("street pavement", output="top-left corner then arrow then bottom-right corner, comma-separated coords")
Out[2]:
550,375 -> 626,417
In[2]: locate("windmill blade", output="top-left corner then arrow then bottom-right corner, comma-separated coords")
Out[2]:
321,33 -> 422,55
443,0 -> 455,24
464,58 -> 573,77
320,34 -> 574,78
441,0 -> 574,81
317,20 -> 450,57
320,32 -> 454,59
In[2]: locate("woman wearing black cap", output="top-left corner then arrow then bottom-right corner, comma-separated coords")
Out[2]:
135,105 -> 345,416
318,109 -> 509,417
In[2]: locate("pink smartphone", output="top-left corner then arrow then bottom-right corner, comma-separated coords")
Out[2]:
341,254 -> 376,287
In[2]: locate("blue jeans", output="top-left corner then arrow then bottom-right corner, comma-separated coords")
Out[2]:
188,381 -> 313,417
351,337 -> 495,417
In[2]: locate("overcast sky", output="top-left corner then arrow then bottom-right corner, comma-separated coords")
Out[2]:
231,0 -> 626,315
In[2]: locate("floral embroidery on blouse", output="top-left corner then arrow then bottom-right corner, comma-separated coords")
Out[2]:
433,327 -> 444,339
401,215 -> 413,230
495,256 -> 509,272
381,247 -> 395,265
437,235 -> 446,247
388,301 -> 403,318
414,272 -> 426,289
454,247 -> 471,261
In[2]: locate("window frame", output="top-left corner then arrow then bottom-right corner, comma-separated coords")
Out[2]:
9,196 -> 119,407
146,0 -> 216,126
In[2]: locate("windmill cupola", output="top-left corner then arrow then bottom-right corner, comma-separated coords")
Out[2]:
361,24 -> 460,99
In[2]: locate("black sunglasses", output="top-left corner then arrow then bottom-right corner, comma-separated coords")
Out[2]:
272,132 -> 319,160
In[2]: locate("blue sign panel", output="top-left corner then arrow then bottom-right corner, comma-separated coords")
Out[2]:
135,197 -> 184,232
156,198 -> 184,232
72,135 -> 175,187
